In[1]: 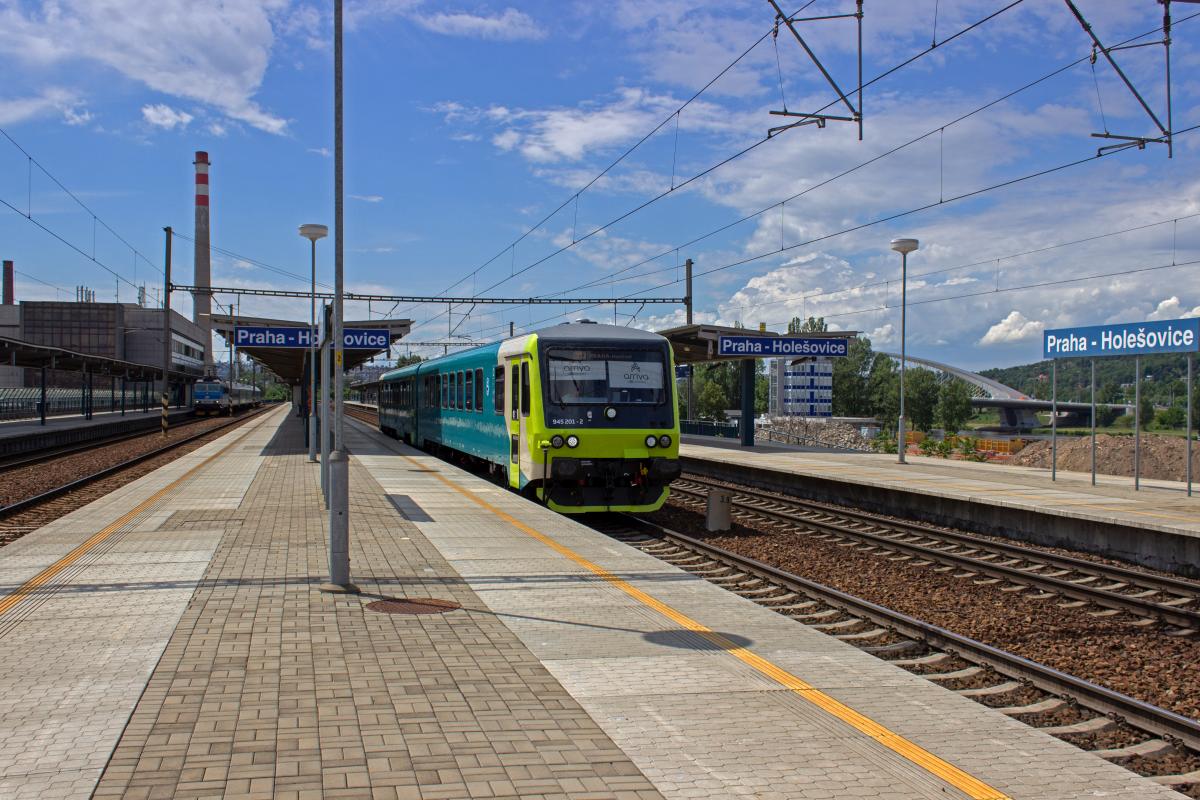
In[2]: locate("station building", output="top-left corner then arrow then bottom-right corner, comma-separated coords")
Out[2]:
0,299 -> 207,389
768,357 -> 834,417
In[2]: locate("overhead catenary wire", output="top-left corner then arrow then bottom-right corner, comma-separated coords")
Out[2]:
622,209 -> 1200,316
539,10 -> 1198,301
407,0 -> 1031,338
764,255 -> 1200,329
394,1 -> 808,324
0,126 -> 153,298
170,231 -> 335,292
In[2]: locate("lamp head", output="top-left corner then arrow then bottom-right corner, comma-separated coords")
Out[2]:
299,223 -> 329,242
890,238 -> 919,255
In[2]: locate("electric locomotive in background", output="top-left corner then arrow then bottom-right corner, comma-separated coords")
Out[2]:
378,321 -> 681,513
193,378 -> 262,416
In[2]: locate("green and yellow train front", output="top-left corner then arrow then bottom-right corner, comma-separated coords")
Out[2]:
500,326 -> 681,513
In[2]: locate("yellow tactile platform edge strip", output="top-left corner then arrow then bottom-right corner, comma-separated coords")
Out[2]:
406,453 -> 1011,800
0,409 -> 278,618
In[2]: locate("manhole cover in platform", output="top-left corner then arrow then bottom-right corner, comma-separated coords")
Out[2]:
365,598 -> 461,615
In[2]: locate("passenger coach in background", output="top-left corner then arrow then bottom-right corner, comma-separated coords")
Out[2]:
378,321 -> 681,513
193,378 -> 263,416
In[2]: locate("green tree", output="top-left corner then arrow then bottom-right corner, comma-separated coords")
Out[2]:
788,316 -> 827,333
1157,405 -> 1186,429
395,353 -> 424,368
696,381 -> 728,420
868,354 -> 900,431
936,379 -> 973,436
904,368 -> 940,432
833,336 -> 874,417
1138,394 -> 1155,429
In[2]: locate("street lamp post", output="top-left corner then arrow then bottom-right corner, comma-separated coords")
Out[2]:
890,238 -> 919,464
323,0 -> 357,594
299,224 -> 328,462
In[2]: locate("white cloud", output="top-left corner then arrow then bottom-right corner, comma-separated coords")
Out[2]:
0,0 -> 289,134
870,323 -> 896,346
141,103 -> 193,130
350,194 -> 384,203
414,8 -> 545,41
435,87 -> 736,164
62,105 -> 92,126
307,147 -> 331,157
979,311 -> 1043,345
0,88 -> 83,126
207,121 -> 228,137
347,2 -> 544,40
1147,296 -> 1200,321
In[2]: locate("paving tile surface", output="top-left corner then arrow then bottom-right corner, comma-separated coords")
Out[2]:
88,412 -> 663,800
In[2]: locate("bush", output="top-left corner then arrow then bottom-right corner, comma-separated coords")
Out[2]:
872,434 -> 897,454
918,438 -> 939,457
1157,405 -> 1186,429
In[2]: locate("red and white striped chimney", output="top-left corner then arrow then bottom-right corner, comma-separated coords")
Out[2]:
2,260 -> 13,305
193,151 -> 214,371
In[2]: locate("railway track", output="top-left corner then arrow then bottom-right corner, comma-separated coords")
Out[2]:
0,413 -> 207,473
593,513 -> 1200,792
0,406 -> 273,544
345,403 -> 378,427
671,475 -> 1200,633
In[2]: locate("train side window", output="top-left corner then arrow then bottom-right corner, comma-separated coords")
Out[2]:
474,368 -> 484,411
464,369 -> 473,410
456,370 -> 463,409
450,372 -> 457,409
520,361 -> 530,417
441,373 -> 447,408
510,364 -> 519,421
494,367 -> 504,414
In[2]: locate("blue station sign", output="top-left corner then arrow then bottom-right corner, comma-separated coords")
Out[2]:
717,335 -> 849,358
235,326 -> 390,350
1043,318 -> 1200,359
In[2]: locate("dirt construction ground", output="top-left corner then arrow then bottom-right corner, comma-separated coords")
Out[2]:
1011,433 -> 1200,482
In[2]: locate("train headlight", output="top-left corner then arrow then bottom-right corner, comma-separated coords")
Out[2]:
566,434 -> 580,448
645,435 -> 658,448
551,435 -> 564,449
659,434 -> 672,448
604,406 -> 617,420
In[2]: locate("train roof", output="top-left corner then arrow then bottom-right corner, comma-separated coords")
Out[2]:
534,321 -> 666,343
381,323 -> 667,382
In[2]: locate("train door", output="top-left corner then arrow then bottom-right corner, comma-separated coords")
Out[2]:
505,356 -> 533,489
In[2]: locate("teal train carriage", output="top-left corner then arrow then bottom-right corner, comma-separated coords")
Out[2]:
378,321 -> 681,513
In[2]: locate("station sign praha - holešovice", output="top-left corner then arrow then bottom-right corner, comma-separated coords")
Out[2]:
717,335 -> 850,358
1043,318 -> 1200,359
235,326 -> 390,350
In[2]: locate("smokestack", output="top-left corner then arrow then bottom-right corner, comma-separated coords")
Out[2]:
193,151 -> 214,371
2,260 -> 12,305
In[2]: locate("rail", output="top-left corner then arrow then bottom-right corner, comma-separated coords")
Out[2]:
609,513 -> 1200,753
672,476 -> 1200,629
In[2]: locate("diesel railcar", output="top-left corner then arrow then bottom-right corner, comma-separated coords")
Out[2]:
378,322 -> 681,513
193,379 -> 262,416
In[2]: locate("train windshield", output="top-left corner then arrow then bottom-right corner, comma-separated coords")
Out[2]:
547,348 -> 666,405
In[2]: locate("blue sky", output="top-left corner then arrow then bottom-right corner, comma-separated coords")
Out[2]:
0,0 -> 1198,371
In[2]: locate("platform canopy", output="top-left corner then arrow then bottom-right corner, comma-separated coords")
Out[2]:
656,324 -> 857,364
211,314 -> 411,383
0,335 -> 193,381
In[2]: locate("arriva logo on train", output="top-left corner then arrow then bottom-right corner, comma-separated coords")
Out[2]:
716,335 -> 850,358
1043,318 -> 1200,359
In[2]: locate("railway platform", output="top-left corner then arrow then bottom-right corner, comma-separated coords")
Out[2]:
0,407 -> 193,459
0,406 -> 1180,799
683,440 -> 1200,577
